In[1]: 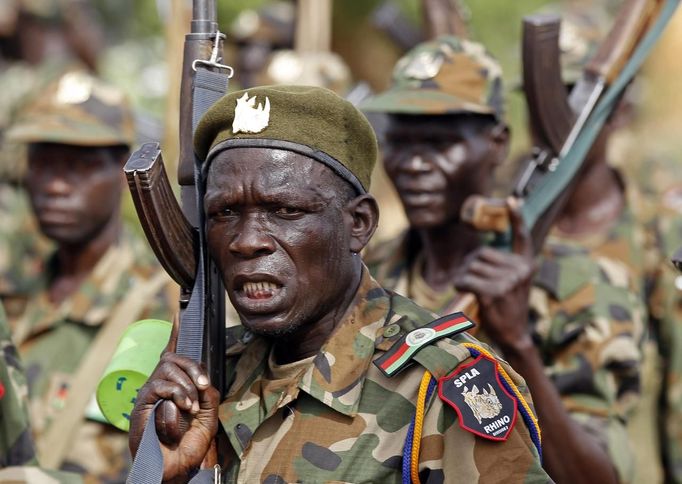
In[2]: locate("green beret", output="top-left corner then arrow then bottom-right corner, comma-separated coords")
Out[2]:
194,85 -> 377,193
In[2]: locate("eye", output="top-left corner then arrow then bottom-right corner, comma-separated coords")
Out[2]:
274,206 -> 304,219
209,206 -> 239,220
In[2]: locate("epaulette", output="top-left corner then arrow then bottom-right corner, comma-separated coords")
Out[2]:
374,311 -> 475,378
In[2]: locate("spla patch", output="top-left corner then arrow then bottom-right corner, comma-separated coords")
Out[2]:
438,354 -> 517,441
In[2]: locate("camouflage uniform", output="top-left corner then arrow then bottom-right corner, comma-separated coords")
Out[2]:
0,302 -> 84,483
9,228 -> 176,482
0,0 -> 83,314
5,70 -> 178,482
362,36 -> 644,482
0,301 -> 34,467
626,151 -> 682,482
219,268 -> 549,483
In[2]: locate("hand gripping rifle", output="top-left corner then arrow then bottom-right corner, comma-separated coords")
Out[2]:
447,0 -> 679,319
124,1 -> 233,482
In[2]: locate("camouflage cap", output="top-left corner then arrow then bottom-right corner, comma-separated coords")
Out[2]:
7,70 -> 135,148
360,35 -> 504,120
194,85 -> 377,193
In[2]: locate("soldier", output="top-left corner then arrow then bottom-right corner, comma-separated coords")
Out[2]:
361,36 -> 644,482
0,0 -> 104,318
128,85 -> 549,482
5,69 -> 177,481
228,0 -> 295,89
0,300 -> 83,482
0,301 -> 34,467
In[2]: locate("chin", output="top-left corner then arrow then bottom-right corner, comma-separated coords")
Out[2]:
241,318 -> 304,339
406,210 -> 447,229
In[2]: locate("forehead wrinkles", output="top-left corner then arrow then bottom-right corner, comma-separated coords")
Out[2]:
206,149 -> 337,202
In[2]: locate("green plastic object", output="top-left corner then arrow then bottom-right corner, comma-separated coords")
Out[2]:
96,319 -> 173,432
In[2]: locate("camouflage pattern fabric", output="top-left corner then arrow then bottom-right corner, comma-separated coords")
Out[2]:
628,152 -> 682,482
366,205 -> 645,482
218,268 -> 549,483
9,229 -> 177,482
360,35 -> 504,119
0,184 -> 52,318
7,69 -> 135,149
0,302 -> 35,467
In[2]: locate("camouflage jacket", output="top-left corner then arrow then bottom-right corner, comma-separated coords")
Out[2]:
639,161 -> 682,482
0,302 -> 35,467
0,183 -> 52,317
9,229 -> 177,483
366,209 -> 646,482
218,268 -> 549,483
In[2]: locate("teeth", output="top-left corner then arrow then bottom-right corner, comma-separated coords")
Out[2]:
242,281 -> 279,296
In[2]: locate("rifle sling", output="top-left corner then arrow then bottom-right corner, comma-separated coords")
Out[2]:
37,270 -> 170,469
127,67 -> 229,484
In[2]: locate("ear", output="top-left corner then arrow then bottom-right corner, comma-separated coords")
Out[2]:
489,123 -> 510,167
344,194 -> 379,254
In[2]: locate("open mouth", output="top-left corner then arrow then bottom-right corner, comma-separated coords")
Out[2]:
241,281 -> 282,300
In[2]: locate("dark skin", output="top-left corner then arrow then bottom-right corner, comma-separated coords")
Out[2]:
129,148 -> 380,481
384,114 -> 620,482
25,142 -> 127,305
382,114 -> 509,290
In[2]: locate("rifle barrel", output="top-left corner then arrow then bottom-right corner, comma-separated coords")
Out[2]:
192,0 -> 217,33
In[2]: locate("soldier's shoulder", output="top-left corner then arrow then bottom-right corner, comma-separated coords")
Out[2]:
375,291 -> 497,380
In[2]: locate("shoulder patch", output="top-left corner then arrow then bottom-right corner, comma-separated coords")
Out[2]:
438,354 -> 517,441
374,312 -> 474,377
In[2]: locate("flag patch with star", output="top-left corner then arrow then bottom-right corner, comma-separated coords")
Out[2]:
374,312 -> 475,377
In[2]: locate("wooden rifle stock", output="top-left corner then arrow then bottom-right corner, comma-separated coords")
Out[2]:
124,142 -> 197,289
422,0 -> 469,40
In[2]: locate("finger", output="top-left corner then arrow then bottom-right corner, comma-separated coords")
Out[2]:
141,379 -> 194,413
507,197 -> 532,257
453,273 -> 490,296
164,312 -> 180,353
467,258 -> 504,279
162,352 -> 211,391
155,359 -> 200,412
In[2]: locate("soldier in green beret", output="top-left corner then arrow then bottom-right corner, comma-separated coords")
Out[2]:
360,35 -> 644,483
5,69 -> 177,481
129,85 -> 548,482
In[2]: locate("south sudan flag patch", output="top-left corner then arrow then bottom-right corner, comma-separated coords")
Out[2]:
374,312 -> 475,377
438,354 -> 517,441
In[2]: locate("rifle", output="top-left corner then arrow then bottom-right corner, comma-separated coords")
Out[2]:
450,0 -> 677,317
124,0 -> 232,480
421,0 -> 469,39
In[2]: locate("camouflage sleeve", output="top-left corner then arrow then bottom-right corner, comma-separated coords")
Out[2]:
416,344 -> 549,482
0,303 -> 36,467
648,211 -> 682,479
530,252 -> 645,482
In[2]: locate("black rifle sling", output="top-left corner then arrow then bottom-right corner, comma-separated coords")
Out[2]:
127,68 -> 229,484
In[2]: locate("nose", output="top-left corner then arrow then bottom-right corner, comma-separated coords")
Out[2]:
228,213 -> 276,258
43,173 -> 72,196
401,151 -> 433,175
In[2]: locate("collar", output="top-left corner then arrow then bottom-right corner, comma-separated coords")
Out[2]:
11,229 -> 156,342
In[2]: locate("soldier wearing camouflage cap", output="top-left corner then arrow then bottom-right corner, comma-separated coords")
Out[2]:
129,85 -> 549,482
5,70 -> 177,480
361,35 -> 644,482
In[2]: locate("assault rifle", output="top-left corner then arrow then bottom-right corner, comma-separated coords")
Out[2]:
124,1 -> 231,480
448,0 -> 677,318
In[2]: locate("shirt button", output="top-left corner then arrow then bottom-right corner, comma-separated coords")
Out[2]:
383,324 -> 401,338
